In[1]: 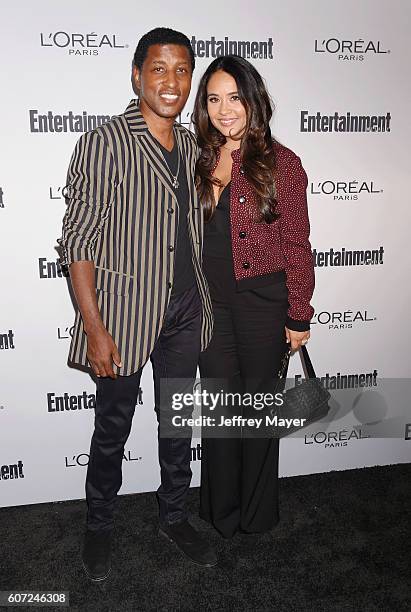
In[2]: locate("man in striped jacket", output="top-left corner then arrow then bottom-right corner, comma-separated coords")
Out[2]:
58,28 -> 215,580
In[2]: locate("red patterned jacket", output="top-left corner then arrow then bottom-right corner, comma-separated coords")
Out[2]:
228,142 -> 315,331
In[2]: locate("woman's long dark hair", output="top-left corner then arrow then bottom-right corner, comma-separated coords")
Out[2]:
192,55 -> 278,223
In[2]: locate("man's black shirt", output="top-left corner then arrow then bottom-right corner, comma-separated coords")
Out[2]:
157,139 -> 196,296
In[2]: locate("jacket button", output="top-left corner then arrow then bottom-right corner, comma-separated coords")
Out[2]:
239,231 -> 247,239
239,195 -> 246,204
167,208 -> 174,214
242,262 -> 250,269
168,245 -> 175,252
239,166 -> 245,175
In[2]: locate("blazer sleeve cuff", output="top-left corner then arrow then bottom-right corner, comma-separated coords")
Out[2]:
57,241 -> 94,267
285,316 -> 311,332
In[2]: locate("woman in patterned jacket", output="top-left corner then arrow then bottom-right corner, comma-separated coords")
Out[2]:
193,55 -> 315,538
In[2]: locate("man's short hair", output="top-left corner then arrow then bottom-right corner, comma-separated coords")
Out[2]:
133,27 -> 195,72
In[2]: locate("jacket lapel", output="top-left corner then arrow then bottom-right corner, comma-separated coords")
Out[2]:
175,126 -> 196,207
124,99 -> 176,201
175,126 -> 202,259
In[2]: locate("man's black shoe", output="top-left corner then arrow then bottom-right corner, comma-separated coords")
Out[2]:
159,519 -> 217,567
81,529 -> 112,581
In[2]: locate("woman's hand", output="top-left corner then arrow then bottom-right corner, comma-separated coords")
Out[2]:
285,327 -> 310,352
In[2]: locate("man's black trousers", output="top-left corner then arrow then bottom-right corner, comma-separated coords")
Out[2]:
85,284 -> 202,531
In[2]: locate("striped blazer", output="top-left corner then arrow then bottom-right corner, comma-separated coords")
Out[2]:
58,99 -> 213,376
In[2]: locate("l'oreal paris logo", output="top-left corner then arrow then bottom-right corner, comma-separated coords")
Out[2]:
65,450 -> 141,467
304,428 -> 369,448
40,32 -> 128,55
311,310 -> 377,330
314,38 -> 390,61
310,180 -> 383,200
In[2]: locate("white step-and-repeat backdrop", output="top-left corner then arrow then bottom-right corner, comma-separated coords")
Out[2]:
1,0 -> 410,507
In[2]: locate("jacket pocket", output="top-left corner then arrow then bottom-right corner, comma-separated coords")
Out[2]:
95,267 -> 132,296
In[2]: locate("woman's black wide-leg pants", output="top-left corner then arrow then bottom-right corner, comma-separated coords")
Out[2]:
199,278 -> 289,539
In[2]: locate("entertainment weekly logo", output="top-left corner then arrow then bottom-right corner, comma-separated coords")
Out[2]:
38,257 -> 69,279
191,443 -> 202,461
300,111 -> 391,133
312,247 -> 384,268
48,385 -> 144,407
29,110 -> 116,133
314,37 -> 390,61
39,31 -> 128,56
0,330 -> 15,350
0,460 -> 24,480
296,368 -> 378,391
310,179 -> 383,201
190,35 -> 273,59
47,391 -> 96,413
311,308 -> 377,331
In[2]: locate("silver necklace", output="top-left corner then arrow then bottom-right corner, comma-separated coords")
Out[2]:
157,133 -> 181,189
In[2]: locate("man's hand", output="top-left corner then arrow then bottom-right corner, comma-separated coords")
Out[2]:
86,323 -> 122,379
68,260 -> 122,379
285,327 -> 310,352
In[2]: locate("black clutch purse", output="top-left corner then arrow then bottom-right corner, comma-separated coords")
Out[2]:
270,345 -> 331,438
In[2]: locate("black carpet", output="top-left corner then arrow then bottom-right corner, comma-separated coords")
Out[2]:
1,463 -> 410,611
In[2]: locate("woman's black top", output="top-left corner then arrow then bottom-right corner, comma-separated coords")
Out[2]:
203,182 -> 232,260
